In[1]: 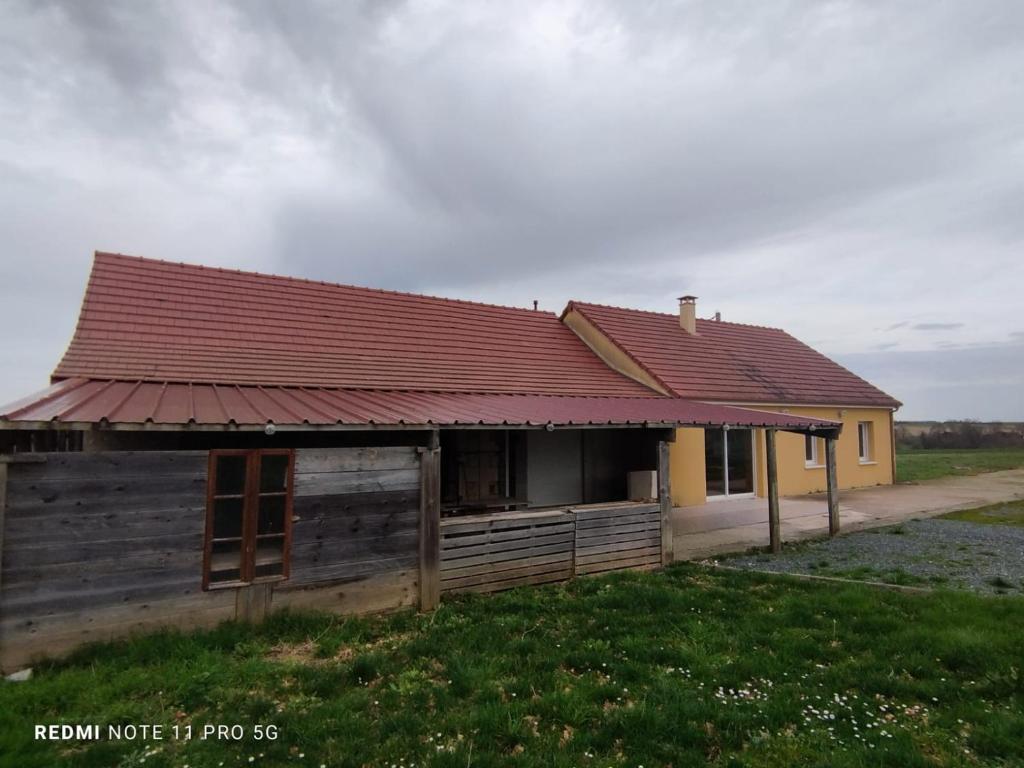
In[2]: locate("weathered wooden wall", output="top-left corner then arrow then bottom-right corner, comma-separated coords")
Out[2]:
0,447 -> 420,672
275,447 -> 420,612
438,501 -> 661,595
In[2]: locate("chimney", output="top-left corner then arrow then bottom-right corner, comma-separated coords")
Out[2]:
678,295 -> 697,334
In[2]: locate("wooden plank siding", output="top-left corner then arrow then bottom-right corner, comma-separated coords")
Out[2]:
1,442 -> 662,670
439,502 -> 662,595
0,446 -> 421,672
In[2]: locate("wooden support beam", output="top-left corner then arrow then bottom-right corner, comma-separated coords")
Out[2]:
657,440 -> 673,566
418,431 -> 442,611
235,583 -> 272,623
765,428 -> 781,553
825,437 -> 840,536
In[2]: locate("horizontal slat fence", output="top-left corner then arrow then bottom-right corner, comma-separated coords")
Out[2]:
440,511 -> 574,594
439,502 -> 662,595
574,503 -> 661,575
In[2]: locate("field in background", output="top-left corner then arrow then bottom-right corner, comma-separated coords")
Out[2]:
3,565 -> 1023,767
896,420 -> 1024,451
895,447 -> 1024,483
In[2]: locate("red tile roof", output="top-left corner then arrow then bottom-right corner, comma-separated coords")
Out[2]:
53,253 -> 656,397
566,302 -> 901,408
0,378 -> 840,434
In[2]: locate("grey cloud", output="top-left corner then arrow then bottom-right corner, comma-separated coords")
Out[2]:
1,0 -> 1022,419
912,322 -> 965,331
838,342 -> 1024,421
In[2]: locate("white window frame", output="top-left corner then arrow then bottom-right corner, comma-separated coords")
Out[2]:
858,422 -> 873,464
804,434 -> 823,468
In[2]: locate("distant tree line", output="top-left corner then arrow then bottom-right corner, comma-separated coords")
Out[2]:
896,421 -> 1024,450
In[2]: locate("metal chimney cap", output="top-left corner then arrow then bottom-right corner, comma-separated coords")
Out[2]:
678,295 -> 698,303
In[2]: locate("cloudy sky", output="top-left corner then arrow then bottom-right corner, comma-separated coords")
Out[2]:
1,0 -> 1022,420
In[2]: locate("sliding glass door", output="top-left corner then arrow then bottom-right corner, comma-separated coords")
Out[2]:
705,428 -> 756,499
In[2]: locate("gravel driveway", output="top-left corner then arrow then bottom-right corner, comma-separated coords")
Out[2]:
720,519 -> 1024,595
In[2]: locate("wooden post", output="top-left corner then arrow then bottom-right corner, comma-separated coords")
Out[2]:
765,429 -> 781,553
235,583 -> 272,622
657,439 -> 674,566
825,436 -> 840,536
419,430 -> 441,611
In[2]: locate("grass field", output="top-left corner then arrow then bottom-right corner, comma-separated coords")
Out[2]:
3,565 -> 1023,767
895,447 -> 1024,483
939,498 -> 1024,528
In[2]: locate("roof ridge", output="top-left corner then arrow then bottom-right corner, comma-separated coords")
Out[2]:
569,299 -> 786,332
93,251 -> 555,318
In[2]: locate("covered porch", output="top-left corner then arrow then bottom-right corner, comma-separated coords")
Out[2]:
673,493 -> 870,560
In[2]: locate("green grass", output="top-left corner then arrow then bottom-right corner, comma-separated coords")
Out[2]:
805,563 -> 935,587
895,447 -> 1024,483
4,566 -> 1024,767
939,498 -> 1024,528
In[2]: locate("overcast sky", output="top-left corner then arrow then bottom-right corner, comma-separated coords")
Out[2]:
1,0 -> 1022,420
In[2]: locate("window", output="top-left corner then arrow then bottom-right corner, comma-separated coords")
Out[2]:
858,422 -> 873,463
804,435 -> 821,467
204,449 -> 294,589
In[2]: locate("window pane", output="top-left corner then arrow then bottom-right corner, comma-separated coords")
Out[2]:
260,454 -> 290,493
805,435 -> 815,462
209,539 -> 242,584
255,537 -> 284,566
258,495 -> 286,535
255,561 -> 284,579
212,497 -> 244,539
704,431 -> 725,495
727,429 -> 753,494
215,455 -> 247,495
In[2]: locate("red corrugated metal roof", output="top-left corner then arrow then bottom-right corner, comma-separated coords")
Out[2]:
0,378 -> 840,434
52,253 -> 657,397
566,302 -> 901,408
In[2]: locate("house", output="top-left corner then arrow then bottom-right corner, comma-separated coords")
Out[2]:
0,252 -> 839,671
562,296 -> 901,507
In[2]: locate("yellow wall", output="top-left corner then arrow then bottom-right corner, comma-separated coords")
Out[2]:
561,309 -> 670,395
749,406 -> 895,496
668,407 -> 895,505
669,427 -> 707,507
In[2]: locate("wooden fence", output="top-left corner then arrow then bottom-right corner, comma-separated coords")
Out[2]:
574,502 -> 661,575
439,502 -> 661,595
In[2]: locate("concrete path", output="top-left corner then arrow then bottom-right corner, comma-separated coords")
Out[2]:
673,469 -> 1024,560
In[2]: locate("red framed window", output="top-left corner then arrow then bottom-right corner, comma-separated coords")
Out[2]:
204,449 -> 294,589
